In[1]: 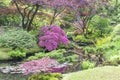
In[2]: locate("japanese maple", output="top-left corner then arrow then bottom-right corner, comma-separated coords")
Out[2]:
68,0 -> 96,36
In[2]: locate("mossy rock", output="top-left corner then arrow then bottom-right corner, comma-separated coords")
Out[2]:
24,46 -> 43,53
0,48 -> 12,60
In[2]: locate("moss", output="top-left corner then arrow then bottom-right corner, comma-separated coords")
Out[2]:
0,48 -> 12,60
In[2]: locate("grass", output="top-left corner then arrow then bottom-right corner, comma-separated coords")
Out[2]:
62,66 -> 120,80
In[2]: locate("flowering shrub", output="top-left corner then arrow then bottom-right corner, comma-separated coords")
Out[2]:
39,25 -> 69,51
20,58 -> 67,75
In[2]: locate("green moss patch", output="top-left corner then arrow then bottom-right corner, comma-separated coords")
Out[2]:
0,48 -> 12,60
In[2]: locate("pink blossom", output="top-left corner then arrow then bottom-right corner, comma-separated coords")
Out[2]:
20,58 -> 59,75
38,25 -> 69,51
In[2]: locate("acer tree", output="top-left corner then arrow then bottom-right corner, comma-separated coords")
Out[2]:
11,0 -> 46,31
66,0 -> 96,36
46,0 -> 69,25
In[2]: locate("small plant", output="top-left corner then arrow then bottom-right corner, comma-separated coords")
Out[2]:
112,24 -> 120,35
109,54 -> 120,61
96,36 -> 112,46
85,47 -> 97,54
39,25 -> 69,51
8,50 -> 26,59
28,73 -> 63,80
81,60 -> 95,69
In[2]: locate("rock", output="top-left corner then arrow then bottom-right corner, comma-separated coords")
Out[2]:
0,66 -> 23,74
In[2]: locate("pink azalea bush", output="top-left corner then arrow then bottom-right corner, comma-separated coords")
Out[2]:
38,25 -> 69,51
20,58 -> 67,75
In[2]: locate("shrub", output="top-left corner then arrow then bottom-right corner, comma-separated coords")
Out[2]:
38,25 -> 69,51
26,49 -> 66,62
95,36 -> 112,46
8,50 -> 26,59
28,73 -> 63,80
112,24 -> 120,35
81,60 -> 95,69
74,35 -> 93,43
0,29 -> 37,50
0,14 -> 21,27
26,49 -> 78,63
90,15 -> 112,37
109,54 -> 120,61
84,47 -> 97,54
66,32 -> 74,39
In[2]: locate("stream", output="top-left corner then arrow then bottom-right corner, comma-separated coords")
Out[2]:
0,61 -> 29,80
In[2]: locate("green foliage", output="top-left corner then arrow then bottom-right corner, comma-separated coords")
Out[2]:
0,14 -> 21,27
74,35 -> 94,43
26,49 -> 78,63
109,54 -> 120,62
27,49 -> 66,62
0,29 -> 37,50
0,0 -> 12,7
84,47 -> 97,54
112,24 -> 120,35
81,60 -> 95,69
26,56 -> 39,61
31,16 -> 50,33
28,73 -> 62,80
90,15 -> 112,37
95,36 -> 112,46
8,50 -> 26,59
66,32 -> 74,39
63,55 -> 78,62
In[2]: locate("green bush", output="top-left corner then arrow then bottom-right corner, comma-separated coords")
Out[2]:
0,14 -> 21,26
67,32 -> 74,38
26,49 -> 78,63
74,35 -> 93,43
26,56 -> 39,61
81,60 -> 95,69
90,15 -> 112,37
8,50 -> 26,59
28,73 -> 63,80
112,24 -> 120,35
84,47 -> 97,54
95,36 -> 112,46
109,54 -> 120,61
0,29 -> 37,50
26,49 -> 66,62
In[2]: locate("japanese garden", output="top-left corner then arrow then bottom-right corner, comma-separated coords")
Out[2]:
0,0 -> 120,80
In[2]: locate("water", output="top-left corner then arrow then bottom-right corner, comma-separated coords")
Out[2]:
0,61 -> 29,80
0,72 -> 28,80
